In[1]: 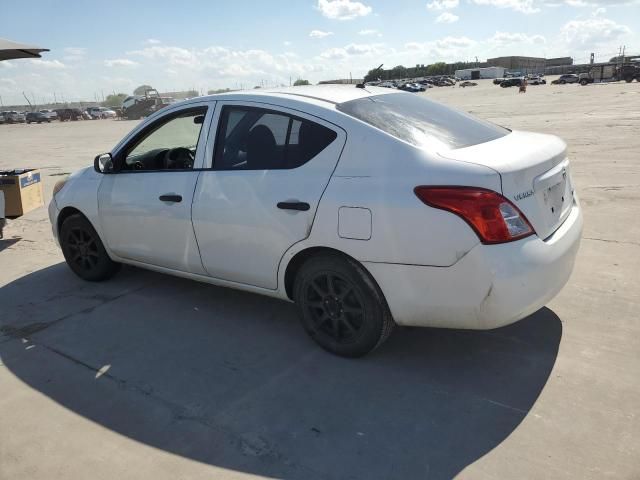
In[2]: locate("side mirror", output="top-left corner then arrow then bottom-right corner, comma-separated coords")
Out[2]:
194,115 -> 204,125
94,153 -> 114,174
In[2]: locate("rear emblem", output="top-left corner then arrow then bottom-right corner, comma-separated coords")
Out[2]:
513,190 -> 534,202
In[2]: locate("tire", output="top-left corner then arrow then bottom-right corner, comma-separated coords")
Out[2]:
560,80 -> 566,84
580,79 -> 588,86
60,214 -> 120,281
293,254 -> 394,357
625,77 -> 633,83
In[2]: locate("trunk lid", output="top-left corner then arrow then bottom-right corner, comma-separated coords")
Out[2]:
439,130 -> 574,240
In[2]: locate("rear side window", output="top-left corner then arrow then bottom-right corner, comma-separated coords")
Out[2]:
213,106 -> 337,170
336,93 -> 508,150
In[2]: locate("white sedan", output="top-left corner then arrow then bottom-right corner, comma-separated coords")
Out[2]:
49,86 -> 582,357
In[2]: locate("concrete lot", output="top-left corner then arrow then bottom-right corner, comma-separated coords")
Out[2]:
1,79 -> 639,479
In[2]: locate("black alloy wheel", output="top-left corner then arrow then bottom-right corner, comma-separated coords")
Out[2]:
294,254 -> 394,357
60,214 -> 120,281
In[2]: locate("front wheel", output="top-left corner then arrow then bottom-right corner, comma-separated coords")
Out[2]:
580,79 -> 588,86
293,254 -> 394,357
60,214 -> 120,281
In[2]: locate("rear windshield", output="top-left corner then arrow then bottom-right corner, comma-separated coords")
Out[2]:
336,93 -> 508,150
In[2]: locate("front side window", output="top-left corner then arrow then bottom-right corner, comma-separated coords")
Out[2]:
213,106 -> 337,170
122,108 -> 207,171
336,93 -> 508,151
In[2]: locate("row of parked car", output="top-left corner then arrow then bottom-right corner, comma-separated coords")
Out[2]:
0,106 -> 118,124
366,76 -> 458,92
493,75 -> 547,88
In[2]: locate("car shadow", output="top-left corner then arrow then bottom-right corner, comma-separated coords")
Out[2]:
0,263 -> 562,479
0,237 -> 21,252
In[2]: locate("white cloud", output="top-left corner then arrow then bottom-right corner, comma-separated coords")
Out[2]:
555,0 -> 639,5
63,47 -> 86,56
489,31 -> 546,45
309,30 -> 334,38
62,47 -> 86,62
145,38 -> 161,45
317,0 -> 372,20
560,17 -> 631,46
104,58 -> 139,67
403,36 -> 476,59
358,29 -> 381,36
28,59 -> 66,69
436,12 -> 460,22
283,41 -> 292,46
471,0 -> 540,13
592,6 -> 606,14
127,46 -> 198,67
319,42 -> 386,60
427,0 -> 459,9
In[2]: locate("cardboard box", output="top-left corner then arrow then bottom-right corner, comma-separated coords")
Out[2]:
0,169 -> 44,217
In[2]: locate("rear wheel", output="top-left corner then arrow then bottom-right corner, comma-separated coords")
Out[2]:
560,79 -> 566,84
60,214 -> 120,281
580,79 -> 588,86
293,254 -> 394,357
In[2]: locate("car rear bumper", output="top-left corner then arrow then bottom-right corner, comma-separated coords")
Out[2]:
364,201 -> 583,330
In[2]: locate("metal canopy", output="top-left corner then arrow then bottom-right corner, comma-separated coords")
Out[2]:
0,37 -> 49,61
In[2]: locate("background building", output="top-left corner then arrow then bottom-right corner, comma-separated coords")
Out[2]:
454,66 -> 505,80
487,56 -> 546,74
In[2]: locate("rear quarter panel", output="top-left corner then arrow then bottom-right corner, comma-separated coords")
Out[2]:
280,119 -> 503,273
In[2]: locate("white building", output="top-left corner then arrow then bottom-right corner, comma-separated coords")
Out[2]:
454,66 -> 505,80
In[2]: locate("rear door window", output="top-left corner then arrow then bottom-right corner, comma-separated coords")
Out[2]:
213,106 -> 337,170
336,93 -> 508,150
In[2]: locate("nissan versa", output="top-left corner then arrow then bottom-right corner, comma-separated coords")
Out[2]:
49,86 -> 583,357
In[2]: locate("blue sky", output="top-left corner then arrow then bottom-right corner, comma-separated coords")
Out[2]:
1,0 -> 637,104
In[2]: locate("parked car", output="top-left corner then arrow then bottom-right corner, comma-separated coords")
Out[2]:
0,112 -> 5,124
500,78 -> 524,88
398,83 -> 421,92
39,109 -> 58,120
49,86 -> 582,357
26,112 -> 51,124
493,78 -> 505,85
528,76 -> 546,85
1,111 -> 26,123
56,108 -> 84,121
87,107 -> 117,119
557,74 -> 579,84
459,81 -> 477,87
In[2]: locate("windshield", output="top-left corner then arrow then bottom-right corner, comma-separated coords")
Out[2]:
336,93 -> 508,151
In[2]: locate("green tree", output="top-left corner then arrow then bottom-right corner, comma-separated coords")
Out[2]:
426,62 -> 447,76
102,93 -> 127,107
293,79 -> 311,86
133,84 -> 154,95
208,88 -> 231,94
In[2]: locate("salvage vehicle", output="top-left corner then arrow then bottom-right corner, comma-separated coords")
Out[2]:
49,86 -> 583,357
39,109 -> 58,120
122,89 -> 169,120
500,78 -> 524,88
1,111 -> 26,123
557,74 -> 579,84
55,108 -> 84,121
26,111 -> 51,123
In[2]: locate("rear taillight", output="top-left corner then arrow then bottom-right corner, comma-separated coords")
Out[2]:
414,186 -> 534,244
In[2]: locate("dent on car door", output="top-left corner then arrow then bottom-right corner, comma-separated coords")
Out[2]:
97,103 -> 214,273
192,102 -> 346,289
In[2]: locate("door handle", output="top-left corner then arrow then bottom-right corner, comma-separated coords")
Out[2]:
277,201 -> 310,211
159,194 -> 182,203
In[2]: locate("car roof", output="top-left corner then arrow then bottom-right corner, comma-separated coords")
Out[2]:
197,84 -> 397,107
